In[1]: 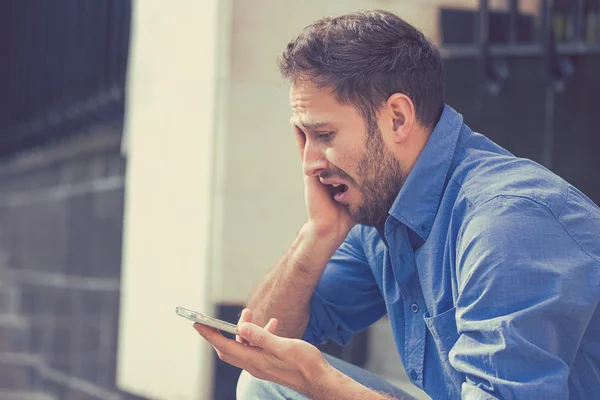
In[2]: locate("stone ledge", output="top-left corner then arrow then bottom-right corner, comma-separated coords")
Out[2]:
0,389 -> 56,400
0,126 -> 123,182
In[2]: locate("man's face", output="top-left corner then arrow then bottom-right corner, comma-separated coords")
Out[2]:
290,81 -> 405,226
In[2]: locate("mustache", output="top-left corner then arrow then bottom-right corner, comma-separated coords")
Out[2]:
319,168 -> 353,182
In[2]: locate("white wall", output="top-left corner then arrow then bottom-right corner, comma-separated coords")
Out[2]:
117,0 -> 230,399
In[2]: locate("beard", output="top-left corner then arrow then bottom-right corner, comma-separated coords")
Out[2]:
350,122 -> 405,226
319,121 -> 406,227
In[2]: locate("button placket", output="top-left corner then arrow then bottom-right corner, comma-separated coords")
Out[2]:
389,223 -> 426,390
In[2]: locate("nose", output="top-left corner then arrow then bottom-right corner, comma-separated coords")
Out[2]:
302,139 -> 328,177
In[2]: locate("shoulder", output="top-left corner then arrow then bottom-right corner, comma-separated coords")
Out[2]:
455,187 -> 600,277
452,149 -> 569,218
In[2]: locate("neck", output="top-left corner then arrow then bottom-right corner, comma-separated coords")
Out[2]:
396,125 -> 431,176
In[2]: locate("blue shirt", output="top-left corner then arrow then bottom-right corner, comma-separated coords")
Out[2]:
302,105 -> 600,399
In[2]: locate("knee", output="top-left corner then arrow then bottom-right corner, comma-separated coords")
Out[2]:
236,370 -> 295,400
236,370 -> 270,400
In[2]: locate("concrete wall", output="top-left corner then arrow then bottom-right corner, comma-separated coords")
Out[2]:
117,0 -> 228,399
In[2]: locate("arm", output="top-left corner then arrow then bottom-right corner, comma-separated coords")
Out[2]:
451,196 -> 598,399
246,123 -> 357,337
201,123 -> 390,397
301,226 -> 387,345
246,221 -> 343,339
247,224 -> 387,344
213,226 -> 390,397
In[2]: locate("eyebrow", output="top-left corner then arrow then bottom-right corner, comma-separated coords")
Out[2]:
295,120 -> 332,131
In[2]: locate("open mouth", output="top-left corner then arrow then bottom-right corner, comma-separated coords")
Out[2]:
328,183 -> 349,201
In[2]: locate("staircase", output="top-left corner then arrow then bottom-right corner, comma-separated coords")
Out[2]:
0,271 -> 132,400
0,278 -> 57,400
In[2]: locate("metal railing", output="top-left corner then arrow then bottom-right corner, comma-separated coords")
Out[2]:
440,0 -> 600,169
0,0 -> 131,159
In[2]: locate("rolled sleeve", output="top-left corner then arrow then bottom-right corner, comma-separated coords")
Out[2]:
302,226 -> 386,346
451,196 -> 598,399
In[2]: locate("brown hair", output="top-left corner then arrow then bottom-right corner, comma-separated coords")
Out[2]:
279,10 -> 444,129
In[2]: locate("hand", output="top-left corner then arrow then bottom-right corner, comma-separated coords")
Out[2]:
194,316 -> 331,397
303,175 -> 355,246
236,308 -> 277,345
292,124 -> 355,246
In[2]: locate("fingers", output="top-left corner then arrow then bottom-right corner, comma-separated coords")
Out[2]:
193,322 -> 219,338
264,318 -> 278,334
236,309 -> 252,344
195,322 -> 241,355
235,309 -> 278,345
237,322 -> 283,351
195,319 -> 288,378
194,322 -> 260,366
238,308 -> 252,325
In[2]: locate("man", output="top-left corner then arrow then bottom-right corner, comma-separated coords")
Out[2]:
194,10 -> 600,400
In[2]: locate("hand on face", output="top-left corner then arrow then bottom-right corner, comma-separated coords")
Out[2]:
195,309 -> 330,397
293,125 -> 356,245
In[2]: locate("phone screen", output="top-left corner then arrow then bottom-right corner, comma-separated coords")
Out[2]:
176,306 -> 238,335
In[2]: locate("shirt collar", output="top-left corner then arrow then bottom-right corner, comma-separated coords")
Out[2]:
387,104 -> 464,240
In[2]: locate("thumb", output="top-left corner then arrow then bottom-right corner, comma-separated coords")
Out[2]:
238,322 -> 282,350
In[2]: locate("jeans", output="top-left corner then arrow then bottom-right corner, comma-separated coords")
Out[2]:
236,354 -> 417,399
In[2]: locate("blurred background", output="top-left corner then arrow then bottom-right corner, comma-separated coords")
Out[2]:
0,0 -> 598,399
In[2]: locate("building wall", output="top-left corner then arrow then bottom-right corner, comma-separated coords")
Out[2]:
0,128 -> 141,400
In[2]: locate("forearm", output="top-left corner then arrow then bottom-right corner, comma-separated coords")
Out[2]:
247,223 -> 340,338
309,364 -> 397,400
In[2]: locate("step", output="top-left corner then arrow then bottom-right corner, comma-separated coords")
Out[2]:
0,315 -> 29,352
0,283 -> 20,315
0,389 -> 56,400
0,352 -> 44,390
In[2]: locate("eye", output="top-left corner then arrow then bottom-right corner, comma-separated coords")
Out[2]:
316,132 -> 334,142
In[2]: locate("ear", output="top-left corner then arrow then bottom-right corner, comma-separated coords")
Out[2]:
383,93 -> 416,144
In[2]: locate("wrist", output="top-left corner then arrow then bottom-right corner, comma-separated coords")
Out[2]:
301,221 -> 346,251
290,223 -> 343,273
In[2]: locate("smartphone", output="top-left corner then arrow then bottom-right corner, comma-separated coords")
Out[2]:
175,306 -> 238,335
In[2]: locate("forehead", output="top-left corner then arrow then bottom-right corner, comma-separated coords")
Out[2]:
289,81 -> 356,128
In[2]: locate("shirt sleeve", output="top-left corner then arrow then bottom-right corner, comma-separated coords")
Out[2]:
451,195 -> 598,399
302,225 -> 387,346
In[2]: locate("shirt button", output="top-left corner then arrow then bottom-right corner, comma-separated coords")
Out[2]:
410,303 -> 419,313
409,369 -> 418,380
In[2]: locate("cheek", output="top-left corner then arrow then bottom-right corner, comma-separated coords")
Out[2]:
325,146 -> 361,178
